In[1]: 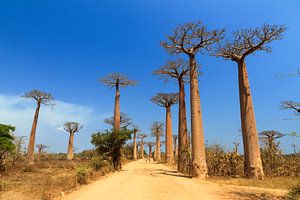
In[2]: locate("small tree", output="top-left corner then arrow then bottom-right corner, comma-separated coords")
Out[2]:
15,136 -> 27,160
215,24 -> 286,179
91,129 -> 131,170
162,21 -> 224,177
0,124 -> 16,171
137,134 -> 147,159
99,73 -> 137,130
23,89 -> 53,164
151,93 -> 178,163
35,144 -> 48,160
146,142 -> 155,162
150,121 -> 164,162
104,112 -> 132,129
64,122 -> 83,160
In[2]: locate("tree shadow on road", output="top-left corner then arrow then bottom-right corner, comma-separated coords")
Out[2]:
228,191 -> 284,200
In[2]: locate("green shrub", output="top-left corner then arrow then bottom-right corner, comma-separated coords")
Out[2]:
76,167 -> 92,185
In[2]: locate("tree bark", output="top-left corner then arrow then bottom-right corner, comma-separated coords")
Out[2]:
27,101 -> 41,165
165,106 -> 173,163
67,131 -> 75,160
148,145 -> 152,162
238,61 -> 264,179
189,54 -> 208,178
140,140 -> 144,159
155,136 -> 161,162
177,79 -> 189,172
133,132 -> 137,160
114,84 -> 121,130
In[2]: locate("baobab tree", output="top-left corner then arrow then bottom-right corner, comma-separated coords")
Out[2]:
36,144 -> 48,160
150,121 -> 164,162
99,73 -> 137,130
154,59 -> 191,171
63,122 -> 83,160
259,131 -> 285,151
162,21 -> 224,177
15,136 -> 27,160
146,142 -> 155,162
23,89 -> 54,164
132,125 -> 139,160
215,24 -> 286,179
151,93 -> 178,163
104,112 -> 132,129
137,134 -> 147,159
281,101 -> 300,113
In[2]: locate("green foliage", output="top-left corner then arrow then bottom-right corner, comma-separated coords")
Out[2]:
122,144 -> 134,160
76,167 -> 92,185
91,129 -> 131,170
0,124 -> 16,171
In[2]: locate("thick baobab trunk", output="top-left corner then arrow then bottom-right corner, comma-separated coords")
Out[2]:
67,132 -> 75,160
178,79 -> 189,172
140,141 -> 144,159
133,132 -> 137,160
165,106 -> 173,163
173,137 -> 178,158
148,145 -> 152,162
155,136 -> 161,162
27,101 -> 41,164
114,84 -> 121,130
189,55 -> 208,178
238,61 -> 264,179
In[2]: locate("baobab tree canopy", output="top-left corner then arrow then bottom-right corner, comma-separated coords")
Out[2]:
23,89 -> 54,105
104,112 -> 132,129
99,73 -> 137,88
64,122 -> 83,133
151,93 -> 179,108
161,21 -> 225,55
216,24 -> 286,61
150,121 -> 164,137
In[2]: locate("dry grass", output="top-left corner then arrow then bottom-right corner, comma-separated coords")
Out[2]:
208,176 -> 300,190
0,159 -> 111,200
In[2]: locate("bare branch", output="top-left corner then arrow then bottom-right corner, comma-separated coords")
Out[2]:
104,112 -> 132,129
150,121 -> 164,137
151,93 -> 179,108
99,73 -> 137,88
23,89 -> 54,105
63,122 -> 83,133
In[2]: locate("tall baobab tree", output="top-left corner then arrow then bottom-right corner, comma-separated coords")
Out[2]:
99,73 -> 137,130
146,142 -> 155,162
173,135 -> 178,158
137,134 -> 147,159
132,125 -> 139,160
162,21 -> 224,177
150,121 -> 164,162
23,89 -> 53,164
104,112 -> 132,129
154,59 -> 191,171
259,131 -> 285,151
151,93 -> 178,163
215,24 -> 286,179
63,122 -> 83,160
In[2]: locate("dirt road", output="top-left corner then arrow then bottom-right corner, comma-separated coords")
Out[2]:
63,160 -> 286,200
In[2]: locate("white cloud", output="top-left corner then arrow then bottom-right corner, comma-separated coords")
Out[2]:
0,94 -> 111,153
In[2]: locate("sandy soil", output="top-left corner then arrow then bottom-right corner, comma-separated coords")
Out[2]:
63,160 -> 287,200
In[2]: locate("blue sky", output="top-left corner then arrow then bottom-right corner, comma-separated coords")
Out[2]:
0,0 -> 299,153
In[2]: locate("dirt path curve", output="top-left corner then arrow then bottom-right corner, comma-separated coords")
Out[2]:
63,160 -> 286,200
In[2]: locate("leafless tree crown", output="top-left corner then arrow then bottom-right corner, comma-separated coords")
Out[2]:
137,134 -> 148,140
153,58 -> 193,83
150,121 -> 164,137
99,73 -> 137,88
259,131 -> 285,141
104,112 -> 132,128
161,21 -> 225,56
151,93 -> 179,108
63,122 -> 83,133
23,89 -> 54,105
281,101 -> 300,113
215,24 -> 286,62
